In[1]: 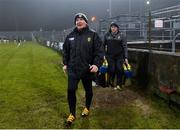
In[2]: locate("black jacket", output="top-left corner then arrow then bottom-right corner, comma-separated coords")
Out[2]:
104,31 -> 128,59
63,26 -> 104,77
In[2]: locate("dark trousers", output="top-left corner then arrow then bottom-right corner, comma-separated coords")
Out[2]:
67,74 -> 93,116
107,56 -> 123,87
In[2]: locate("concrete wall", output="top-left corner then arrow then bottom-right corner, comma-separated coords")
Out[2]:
128,48 -> 180,104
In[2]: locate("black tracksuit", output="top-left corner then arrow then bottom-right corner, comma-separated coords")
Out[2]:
104,30 -> 128,87
63,26 -> 104,116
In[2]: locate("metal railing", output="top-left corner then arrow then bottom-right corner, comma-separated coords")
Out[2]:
172,33 -> 180,53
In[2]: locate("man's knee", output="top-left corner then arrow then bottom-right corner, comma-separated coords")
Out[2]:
68,87 -> 76,93
109,66 -> 115,73
116,67 -> 122,73
85,90 -> 93,98
68,83 -> 77,94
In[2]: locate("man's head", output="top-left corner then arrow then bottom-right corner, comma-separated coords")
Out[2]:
110,22 -> 119,33
74,13 -> 88,30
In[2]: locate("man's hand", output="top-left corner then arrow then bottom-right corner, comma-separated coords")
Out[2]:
63,65 -> 67,74
124,58 -> 128,65
89,65 -> 98,73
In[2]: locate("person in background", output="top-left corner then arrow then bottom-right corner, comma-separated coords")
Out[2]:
104,22 -> 128,90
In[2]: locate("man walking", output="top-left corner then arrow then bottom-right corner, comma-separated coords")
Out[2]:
104,22 -> 128,90
62,13 -> 104,124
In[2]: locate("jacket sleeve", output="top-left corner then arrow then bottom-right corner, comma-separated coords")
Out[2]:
62,36 -> 70,65
93,32 -> 105,68
122,34 -> 128,59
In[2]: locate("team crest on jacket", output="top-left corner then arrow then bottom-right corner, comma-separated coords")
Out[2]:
87,37 -> 91,42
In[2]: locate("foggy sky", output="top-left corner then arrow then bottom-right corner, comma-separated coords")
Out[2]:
0,0 -> 179,31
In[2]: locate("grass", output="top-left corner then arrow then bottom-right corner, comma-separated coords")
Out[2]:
0,42 -> 179,129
